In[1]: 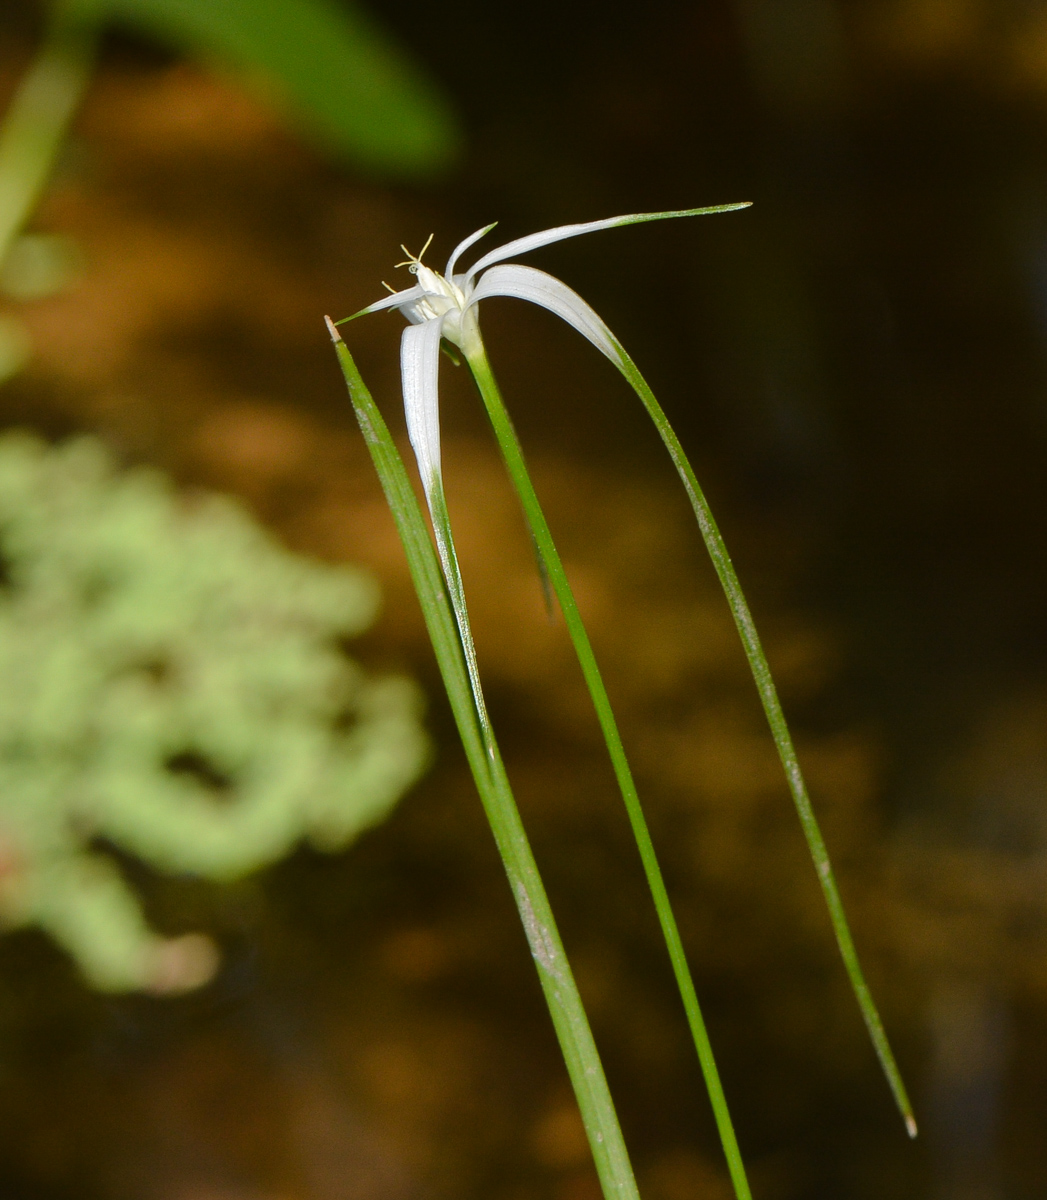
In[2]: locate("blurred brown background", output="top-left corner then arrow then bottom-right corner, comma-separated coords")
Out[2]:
1,0 -> 1047,1198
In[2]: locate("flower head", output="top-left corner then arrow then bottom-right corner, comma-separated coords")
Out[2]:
341,204 -> 749,515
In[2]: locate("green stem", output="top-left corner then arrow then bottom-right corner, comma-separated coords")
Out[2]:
608,337 -> 917,1138
466,341 -> 753,1200
328,322 -> 642,1200
0,7 -> 97,267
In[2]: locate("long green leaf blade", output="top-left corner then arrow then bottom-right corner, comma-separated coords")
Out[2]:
465,341 -> 754,1200
607,335 -> 917,1138
326,321 -> 643,1200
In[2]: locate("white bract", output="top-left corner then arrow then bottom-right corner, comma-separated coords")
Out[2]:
333,200 -> 919,1146
346,205 -> 748,516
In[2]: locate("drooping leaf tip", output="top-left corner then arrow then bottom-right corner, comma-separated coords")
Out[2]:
674,202 -> 753,217
695,202 -> 751,214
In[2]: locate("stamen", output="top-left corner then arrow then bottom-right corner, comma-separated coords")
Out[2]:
382,281 -> 397,294
394,233 -> 436,271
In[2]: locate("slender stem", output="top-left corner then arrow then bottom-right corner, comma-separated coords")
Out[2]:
606,337 -> 917,1138
0,8 -> 97,267
327,323 -> 642,1200
466,341 -> 753,1200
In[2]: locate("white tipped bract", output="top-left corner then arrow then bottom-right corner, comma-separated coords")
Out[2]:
354,204 -> 748,515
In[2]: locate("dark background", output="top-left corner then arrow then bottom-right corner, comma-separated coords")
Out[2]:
0,1 -> 1045,1198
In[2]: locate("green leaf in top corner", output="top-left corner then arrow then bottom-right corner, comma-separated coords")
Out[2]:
65,0 -> 461,178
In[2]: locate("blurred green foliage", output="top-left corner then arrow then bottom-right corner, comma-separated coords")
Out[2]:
0,0 -> 463,379
61,0 -> 461,176
0,432 -> 428,993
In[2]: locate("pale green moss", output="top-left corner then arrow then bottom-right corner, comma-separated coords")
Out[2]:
0,432 -> 428,992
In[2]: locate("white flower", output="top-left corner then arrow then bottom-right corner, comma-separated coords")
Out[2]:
345,205 -> 749,515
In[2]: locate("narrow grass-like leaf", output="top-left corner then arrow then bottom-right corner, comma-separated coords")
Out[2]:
326,321 -> 644,1200
460,238 -> 915,1136
331,199 -> 914,1139
605,336 -> 917,1139
465,341 -> 754,1200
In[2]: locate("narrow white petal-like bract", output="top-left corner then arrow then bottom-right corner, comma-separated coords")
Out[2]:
468,264 -> 620,364
350,206 -> 757,520
350,284 -> 426,320
464,203 -> 750,282
354,204 -> 751,523
337,196 -> 916,1161
400,315 -> 446,507
445,221 -> 499,278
